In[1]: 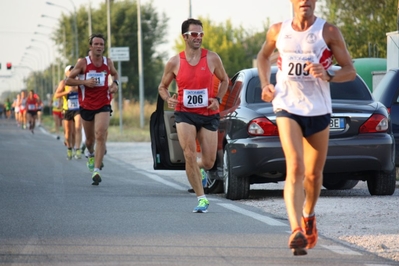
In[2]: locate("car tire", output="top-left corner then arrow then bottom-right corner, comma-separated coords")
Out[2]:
207,180 -> 224,194
367,168 -> 396,196
322,178 -> 359,190
223,149 -> 249,200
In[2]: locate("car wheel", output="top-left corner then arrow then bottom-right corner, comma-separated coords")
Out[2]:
223,149 -> 249,200
367,168 -> 396,196
207,180 -> 223,194
322,178 -> 359,190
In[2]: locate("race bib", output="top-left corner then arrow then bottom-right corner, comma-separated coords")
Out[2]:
86,72 -> 106,87
183,88 -> 208,108
280,53 -> 317,81
28,104 -> 36,111
67,94 -> 79,110
53,99 -> 61,108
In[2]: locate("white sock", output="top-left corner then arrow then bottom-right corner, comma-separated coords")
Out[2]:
93,168 -> 100,172
303,211 -> 315,218
197,195 -> 207,201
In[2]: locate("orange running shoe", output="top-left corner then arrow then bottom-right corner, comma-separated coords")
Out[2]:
302,215 -> 318,249
288,228 -> 308,256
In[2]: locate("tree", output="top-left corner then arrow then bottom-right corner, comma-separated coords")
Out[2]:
51,0 -> 169,102
320,0 -> 398,58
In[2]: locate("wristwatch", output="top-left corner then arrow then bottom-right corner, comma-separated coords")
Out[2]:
215,97 -> 221,104
113,80 -> 119,86
326,69 -> 335,82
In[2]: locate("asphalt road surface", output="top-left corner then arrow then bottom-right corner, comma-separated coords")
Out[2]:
0,118 -> 396,266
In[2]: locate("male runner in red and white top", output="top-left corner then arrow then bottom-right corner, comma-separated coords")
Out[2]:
158,18 -> 229,213
26,90 -> 40,134
66,33 -> 119,186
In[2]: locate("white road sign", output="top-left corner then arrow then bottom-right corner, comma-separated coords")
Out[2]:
110,47 -> 130,61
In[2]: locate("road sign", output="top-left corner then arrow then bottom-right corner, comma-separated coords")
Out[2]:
110,47 -> 130,62
120,76 -> 128,83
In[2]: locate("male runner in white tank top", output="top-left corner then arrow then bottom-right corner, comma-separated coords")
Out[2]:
257,0 -> 356,256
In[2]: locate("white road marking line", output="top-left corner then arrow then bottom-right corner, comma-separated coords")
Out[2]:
364,264 -> 393,266
142,172 -> 188,190
218,203 -> 286,226
320,245 -> 362,255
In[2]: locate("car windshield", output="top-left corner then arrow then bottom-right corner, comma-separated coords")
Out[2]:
246,75 -> 372,104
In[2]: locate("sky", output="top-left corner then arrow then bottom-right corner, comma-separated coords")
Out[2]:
0,0 -> 294,94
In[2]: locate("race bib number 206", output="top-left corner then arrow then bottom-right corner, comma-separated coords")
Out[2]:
183,88 -> 208,108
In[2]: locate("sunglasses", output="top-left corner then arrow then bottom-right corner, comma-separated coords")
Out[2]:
184,31 -> 204,38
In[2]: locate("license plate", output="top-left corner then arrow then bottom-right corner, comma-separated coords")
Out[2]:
330,117 -> 344,130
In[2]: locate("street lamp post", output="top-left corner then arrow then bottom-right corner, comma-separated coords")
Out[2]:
40,16 -> 67,59
32,36 -> 54,95
46,1 -> 79,60
25,49 -> 46,99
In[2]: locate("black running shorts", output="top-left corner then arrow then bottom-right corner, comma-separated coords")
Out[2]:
275,109 -> 330,137
174,111 -> 220,132
79,105 -> 112,122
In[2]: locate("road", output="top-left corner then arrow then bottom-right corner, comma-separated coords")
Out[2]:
0,118 -> 396,266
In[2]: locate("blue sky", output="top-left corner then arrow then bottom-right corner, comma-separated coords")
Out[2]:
0,0 -> 294,93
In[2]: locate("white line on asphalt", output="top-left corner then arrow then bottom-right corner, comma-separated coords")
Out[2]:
142,172 -> 188,191
320,245 -> 362,256
218,203 -> 286,226
364,264 -> 391,266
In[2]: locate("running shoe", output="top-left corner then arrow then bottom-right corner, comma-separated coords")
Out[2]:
92,171 -> 102,185
302,215 -> 318,249
74,149 -> 82,159
67,149 -> 73,160
193,198 -> 209,213
100,162 -> 104,170
87,156 -> 95,172
288,228 -> 308,256
200,168 -> 207,188
81,143 -> 86,154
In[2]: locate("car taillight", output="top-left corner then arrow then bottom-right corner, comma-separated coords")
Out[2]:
359,114 -> 389,133
248,117 -> 279,136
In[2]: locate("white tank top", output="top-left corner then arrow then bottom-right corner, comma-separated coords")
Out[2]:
274,17 -> 333,116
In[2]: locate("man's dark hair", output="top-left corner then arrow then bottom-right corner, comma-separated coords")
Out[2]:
181,18 -> 202,35
89,33 -> 106,45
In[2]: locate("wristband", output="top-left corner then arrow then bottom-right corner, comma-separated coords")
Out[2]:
113,80 -> 119,86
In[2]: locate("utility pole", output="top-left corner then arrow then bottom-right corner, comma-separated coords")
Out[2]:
107,0 -> 112,55
137,0 -> 144,128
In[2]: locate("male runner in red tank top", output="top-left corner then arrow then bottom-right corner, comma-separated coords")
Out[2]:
66,33 -> 119,186
158,18 -> 229,213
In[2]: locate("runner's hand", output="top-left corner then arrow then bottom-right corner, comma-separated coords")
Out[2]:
261,84 -> 275,102
167,94 -> 178,109
85,78 -> 97,88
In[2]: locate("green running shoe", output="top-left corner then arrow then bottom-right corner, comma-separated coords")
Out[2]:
67,149 -> 73,160
193,198 -> 209,213
87,156 -> 95,172
92,171 -> 102,186
74,149 -> 82,159
200,168 -> 207,188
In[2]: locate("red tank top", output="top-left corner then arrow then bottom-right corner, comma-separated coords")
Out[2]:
26,97 -> 39,112
78,56 -> 111,110
175,49 -> 218,116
